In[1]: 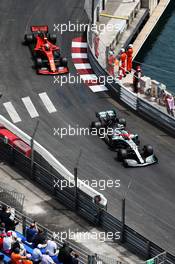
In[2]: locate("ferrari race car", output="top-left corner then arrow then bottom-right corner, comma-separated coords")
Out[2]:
90,110 -> 158,167
24,25 -> 69,74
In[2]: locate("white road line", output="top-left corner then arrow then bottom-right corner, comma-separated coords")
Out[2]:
22,96 -> 39,118
72,53 -> 88,59
39,92 -> 57,113
89,85 -> 108,92
3,102 -> 21,123
74,63 -> 92,70
80,74 -> 98,81
72,42 -> 87,48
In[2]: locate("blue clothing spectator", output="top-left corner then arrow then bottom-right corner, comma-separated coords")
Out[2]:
26,223 -> 38,243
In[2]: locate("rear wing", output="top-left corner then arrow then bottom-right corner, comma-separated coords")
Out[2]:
31,25 -> 48,33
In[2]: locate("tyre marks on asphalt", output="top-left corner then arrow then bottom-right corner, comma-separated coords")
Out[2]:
71,37 -> 108,93
3,93 -> 57,123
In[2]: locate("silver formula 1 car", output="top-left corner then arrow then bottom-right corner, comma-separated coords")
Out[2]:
90,110 -> 158,167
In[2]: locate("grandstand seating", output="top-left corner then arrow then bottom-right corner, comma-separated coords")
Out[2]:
0,231 -> 63,264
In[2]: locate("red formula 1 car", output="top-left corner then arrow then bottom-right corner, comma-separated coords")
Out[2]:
24,25 -> 69,74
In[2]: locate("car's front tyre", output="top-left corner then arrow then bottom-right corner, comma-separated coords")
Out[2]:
117,149 -> 127,161
61,57 -> 68,67
143,145 -> 153,157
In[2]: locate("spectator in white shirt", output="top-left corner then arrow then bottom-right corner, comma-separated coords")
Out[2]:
41,251 -> 55,264
45,238 -> 57,256
32,247 -> 43,264
3,231 -> 13,253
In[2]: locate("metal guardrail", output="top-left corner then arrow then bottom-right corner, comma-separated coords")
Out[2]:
138,98 -> 175,135
120,86 -> 137,110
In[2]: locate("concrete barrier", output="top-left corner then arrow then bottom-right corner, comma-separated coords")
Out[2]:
0,114 -> 107,207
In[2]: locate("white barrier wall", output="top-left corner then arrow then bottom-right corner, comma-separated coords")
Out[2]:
0,115 -> 107,207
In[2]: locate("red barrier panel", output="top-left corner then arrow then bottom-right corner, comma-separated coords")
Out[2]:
0,127 -> 31,157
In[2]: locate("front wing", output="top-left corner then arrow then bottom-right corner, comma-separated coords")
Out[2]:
123,154 -> 158,167
37,66 -> 69,75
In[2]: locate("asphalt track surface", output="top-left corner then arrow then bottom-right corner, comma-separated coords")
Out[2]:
0,0 -> 175,254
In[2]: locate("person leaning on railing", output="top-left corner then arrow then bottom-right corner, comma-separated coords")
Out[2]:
165,94 -> 175,117
25,222 -> 38,243
0,205 -> 19,232
133,65 -> 142,93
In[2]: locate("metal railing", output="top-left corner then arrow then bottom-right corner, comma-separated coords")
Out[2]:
0,182 -> 24,212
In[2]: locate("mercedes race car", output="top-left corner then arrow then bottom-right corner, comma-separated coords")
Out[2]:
24,25 -> 69,74
90,110 -> 158,167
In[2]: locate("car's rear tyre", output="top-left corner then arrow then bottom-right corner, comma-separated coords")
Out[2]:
61,57 -> 68,67
36,58 -> 43,69
49,34 -> 57,44
118,118 -> 126,127
24,34 -> 34,44
143,145 -> 153,156
118,149 -> 127,161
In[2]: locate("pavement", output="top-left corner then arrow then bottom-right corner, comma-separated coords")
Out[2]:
0,0 -> 175,258
0,163 -> 142,264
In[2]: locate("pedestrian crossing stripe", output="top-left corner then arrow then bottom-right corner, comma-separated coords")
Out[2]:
3,93 -> 57,123
3,102 -> 21,123
22,96 -> 39,118
39,92 -> 57,113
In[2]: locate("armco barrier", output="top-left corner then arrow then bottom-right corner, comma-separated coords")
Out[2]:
138,98 -> 175,134
0,114 -> 107,207
120,86 -> 138,111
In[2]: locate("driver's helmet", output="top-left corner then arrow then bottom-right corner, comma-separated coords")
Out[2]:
105,113 -> 110,123
44,36 -> 47,43
45,43 -> 50,51
39,32 -> 44,38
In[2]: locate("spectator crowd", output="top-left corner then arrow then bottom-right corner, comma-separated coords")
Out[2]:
0,205 -> 80,264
